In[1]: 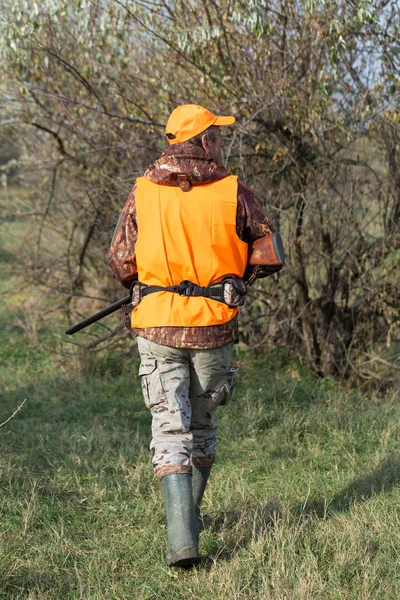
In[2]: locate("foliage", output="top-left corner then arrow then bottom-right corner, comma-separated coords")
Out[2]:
0,0 -> 399,376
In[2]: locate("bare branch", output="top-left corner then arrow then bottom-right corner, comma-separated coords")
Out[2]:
0,400 -> 27,428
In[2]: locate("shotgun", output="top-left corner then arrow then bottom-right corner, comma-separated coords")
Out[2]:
65,294 -> 131,335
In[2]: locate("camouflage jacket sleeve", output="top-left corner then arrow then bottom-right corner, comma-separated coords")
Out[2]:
108,184 -> 138,289
236,180 -> 281,280
236,180 -> 276,241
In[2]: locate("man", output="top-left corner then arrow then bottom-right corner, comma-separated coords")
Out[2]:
109,104 -> 284,567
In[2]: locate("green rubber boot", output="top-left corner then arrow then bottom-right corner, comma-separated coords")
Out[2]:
192,466 -> 212,531
160,473 -> 201,568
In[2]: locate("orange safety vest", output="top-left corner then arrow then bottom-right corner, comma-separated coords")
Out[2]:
131,175 -> 248,328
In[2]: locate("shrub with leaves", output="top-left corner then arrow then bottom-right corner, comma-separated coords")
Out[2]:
1,0 -> 399,378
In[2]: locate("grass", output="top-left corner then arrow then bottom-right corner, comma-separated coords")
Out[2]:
1,195 -> 400,599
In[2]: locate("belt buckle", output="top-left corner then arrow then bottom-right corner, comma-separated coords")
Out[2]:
179,281 -> 194,296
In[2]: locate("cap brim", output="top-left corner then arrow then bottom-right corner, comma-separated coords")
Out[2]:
214,115 -> 235,126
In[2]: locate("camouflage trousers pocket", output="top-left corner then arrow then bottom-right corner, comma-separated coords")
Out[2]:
139,359 -> 165,409
209,382 -> 231,411
211,365 -> 238,409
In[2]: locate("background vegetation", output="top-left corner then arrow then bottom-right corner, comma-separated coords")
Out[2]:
0,0 -> 399,377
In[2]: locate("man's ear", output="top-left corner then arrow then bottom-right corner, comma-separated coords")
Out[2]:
201,132 -> 210,154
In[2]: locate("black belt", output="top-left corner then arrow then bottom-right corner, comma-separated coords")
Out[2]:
131,278 -> 247,308
141,280 -> 225,301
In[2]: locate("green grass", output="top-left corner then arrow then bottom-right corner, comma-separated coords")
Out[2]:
1,344 -> 399,599
1,197 -> 400,599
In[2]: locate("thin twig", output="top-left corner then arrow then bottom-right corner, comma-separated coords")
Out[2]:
364,355 -> 400,371
0,399 -> 27,428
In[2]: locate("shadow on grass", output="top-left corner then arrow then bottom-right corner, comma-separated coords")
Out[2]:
296,453 -> 400,519
200,500 -> 283,561
2,570 -> 74,599
202,454 -> 400,561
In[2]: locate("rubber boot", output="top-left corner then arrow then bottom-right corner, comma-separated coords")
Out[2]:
160,473 -> 201,568
192,466 -> 212,531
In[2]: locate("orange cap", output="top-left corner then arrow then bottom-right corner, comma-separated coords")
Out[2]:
165,104 -> 235,145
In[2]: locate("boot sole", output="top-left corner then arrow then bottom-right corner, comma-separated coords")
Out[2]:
166,548 -> 202,568
170,555 -> 202,568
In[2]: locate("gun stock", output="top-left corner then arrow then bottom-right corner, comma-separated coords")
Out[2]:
248,232 -> 285,267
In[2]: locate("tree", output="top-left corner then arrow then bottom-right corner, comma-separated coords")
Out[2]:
1,0 -> 399,378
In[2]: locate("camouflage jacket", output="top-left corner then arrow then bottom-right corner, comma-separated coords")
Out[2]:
109,142 -> 276,349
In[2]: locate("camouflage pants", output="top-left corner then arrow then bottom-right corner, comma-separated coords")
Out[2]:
137,336 -> 234,480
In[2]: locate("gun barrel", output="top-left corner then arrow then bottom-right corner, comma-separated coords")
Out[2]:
65,294 -> 131,335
